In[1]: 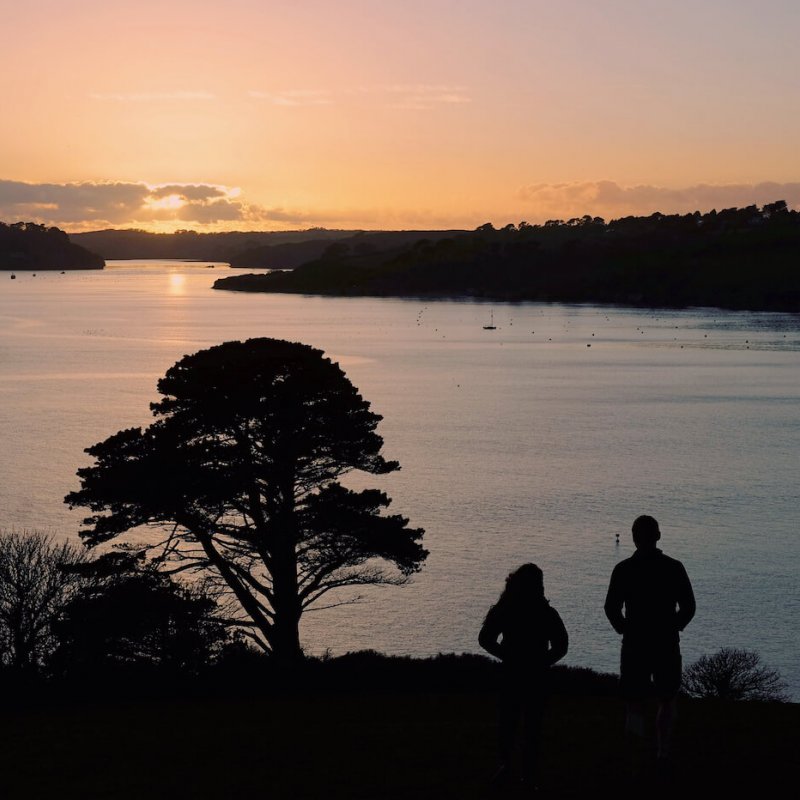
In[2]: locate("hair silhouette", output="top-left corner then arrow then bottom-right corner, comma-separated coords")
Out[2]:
496,562 -> 545,603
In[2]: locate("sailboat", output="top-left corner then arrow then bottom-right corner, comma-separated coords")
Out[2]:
483,309 -> 496,330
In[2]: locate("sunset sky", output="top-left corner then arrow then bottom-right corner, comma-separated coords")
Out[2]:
2,0 -> 799,232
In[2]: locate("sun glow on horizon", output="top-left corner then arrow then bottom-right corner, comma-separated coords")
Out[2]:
146,194 -> 185,212
1,1 -> 799,231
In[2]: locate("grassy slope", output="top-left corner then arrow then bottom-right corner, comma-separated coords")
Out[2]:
1,690 -> 794,798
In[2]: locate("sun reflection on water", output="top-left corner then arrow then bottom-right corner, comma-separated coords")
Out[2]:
168,273 -> 186,293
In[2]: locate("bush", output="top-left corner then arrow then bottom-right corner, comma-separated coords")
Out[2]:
51,553 -> 229,678
0,530 -> 85,673
683,648 -> 788,702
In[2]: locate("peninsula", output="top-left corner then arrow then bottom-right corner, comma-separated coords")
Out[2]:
1,222 -> 104,271
213,202 -> 800,313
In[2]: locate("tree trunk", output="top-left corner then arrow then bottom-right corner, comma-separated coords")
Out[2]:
270,482 -> 303,664
271,556 -> 302,663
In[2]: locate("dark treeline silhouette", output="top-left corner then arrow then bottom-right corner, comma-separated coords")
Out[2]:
227,229 -> 468,269
215,201 -> 800,312
0,222 -> 104,270
70,227 -> 467,267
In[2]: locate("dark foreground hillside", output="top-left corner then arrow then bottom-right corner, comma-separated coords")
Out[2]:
1,664 -> 794,799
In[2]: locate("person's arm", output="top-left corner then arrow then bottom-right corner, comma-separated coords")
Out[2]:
604,564 -> 626,635
546,608 -> 569,666
478,605 -> 505,660
675,563 -> 696,631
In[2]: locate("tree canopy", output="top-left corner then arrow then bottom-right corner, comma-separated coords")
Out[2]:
66,338 -> 427,661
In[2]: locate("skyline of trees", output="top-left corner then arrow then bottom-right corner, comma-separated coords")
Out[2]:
216,200 -> 800,311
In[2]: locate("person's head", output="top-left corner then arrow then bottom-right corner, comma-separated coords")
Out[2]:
631,515 -> 661,549
504,562 -> 545,601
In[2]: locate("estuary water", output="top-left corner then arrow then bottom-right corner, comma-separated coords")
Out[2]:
1,260 -> 799,697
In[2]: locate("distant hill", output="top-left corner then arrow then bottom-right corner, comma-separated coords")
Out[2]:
229,230 -> 468,269
213,202 -> 800,312
71,228 -> 360,262
0,222 -> 104,270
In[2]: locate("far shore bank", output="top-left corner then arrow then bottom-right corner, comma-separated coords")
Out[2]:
213,272 -> 800,315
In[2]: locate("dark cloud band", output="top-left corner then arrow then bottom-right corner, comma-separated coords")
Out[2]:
0,179 -> 348,230
0,180 -> 250,228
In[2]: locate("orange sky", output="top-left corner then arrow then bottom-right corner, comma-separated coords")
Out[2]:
2,0 -> 799,232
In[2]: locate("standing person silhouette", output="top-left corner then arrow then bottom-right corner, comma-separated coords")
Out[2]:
604,515 -> 695,776
479,563 -> 568,789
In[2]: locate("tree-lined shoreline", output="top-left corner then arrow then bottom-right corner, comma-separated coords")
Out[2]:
214,202 -> 800,312
0,222 -> 104,271
5,203 -> 800,313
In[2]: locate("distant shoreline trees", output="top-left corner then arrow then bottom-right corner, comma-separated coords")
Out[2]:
70,227 -> 357,263
0,222 -> 104,270
214,201 -> 800,312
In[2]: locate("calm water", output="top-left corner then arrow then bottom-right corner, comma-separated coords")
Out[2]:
2,261 -> 799,697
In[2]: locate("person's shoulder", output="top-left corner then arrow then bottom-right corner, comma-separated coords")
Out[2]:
483,601 -> 504,625
545,602 -> 566,625
657,551 -> 692,581
611,555 -> 635,574
658,551 -> 687,569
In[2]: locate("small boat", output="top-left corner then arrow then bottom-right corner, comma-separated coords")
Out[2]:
483,309 -> 496,330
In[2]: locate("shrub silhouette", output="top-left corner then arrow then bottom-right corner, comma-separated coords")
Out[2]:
0,530 -> 85,673
682,647 -> 788,702
52,552 -> 228,677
